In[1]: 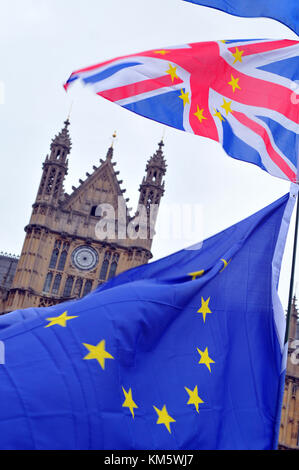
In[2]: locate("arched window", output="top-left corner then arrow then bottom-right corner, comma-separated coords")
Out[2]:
46,168 -> 56,194
147,191 -> 154,210
99,251 -> 111,280
52,274 -> 62,295
83,280 -> 93,297
108,253 -> 120,280
38,171 -> 47,195
43,272 -> 53,293
73,278 -> 83,297
57,251 -> 67,271
49,249 -> 59,269
62,242 -> 69,251
54,172 -> 63,198
54,240 -> 62,250
63,276 -> 74,298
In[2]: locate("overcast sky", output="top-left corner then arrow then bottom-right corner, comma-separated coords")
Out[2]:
0,0 -> 298,309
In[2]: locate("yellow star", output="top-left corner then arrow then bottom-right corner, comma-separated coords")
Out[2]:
165,63 -> 178,83
179,89 -> 190,107
228,74 -> 241,93
153,405 -> 176,434
197,347 -> 215,373
154,50 -> 170,55
194,106 -> 207,123
189,270 -> 204,280
220,40 -> 227,44
122,387 -> 138,419
232,47 -> 244,64
221,98 -> 233,116
197,297 -> 212,323
220,258 -> 231,273
213,109 -> 225,122
83,340 -> 114,370
45,311 -> 78,328
185,386 -> 204,413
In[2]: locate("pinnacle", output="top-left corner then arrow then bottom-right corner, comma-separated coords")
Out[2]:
51,119 -> 72,150
106,145 -> 114,160
147,140 -> 167,171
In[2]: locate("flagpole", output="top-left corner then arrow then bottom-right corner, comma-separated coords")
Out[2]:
284,190 -> 299,344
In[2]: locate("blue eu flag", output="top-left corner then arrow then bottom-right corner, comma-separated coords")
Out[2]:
183,1 -> 299,36
0,192 -> 295,450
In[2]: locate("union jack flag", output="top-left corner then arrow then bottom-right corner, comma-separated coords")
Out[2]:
65,39 -> 299,182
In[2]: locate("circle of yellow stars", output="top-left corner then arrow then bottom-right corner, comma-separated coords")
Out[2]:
43,186 -> 232,437
43,308 -> 208,434
155,47 -> 245,130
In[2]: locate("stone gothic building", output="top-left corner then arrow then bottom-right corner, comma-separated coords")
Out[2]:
0,120 -> 167,314
279,298 -> 299,449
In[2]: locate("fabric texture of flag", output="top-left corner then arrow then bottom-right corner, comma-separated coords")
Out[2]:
183,1 -> 299,37
0,189 -> 296,450
65,39 -> 299,182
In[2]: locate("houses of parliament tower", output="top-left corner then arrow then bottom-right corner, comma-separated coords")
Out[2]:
0,120 -> 167,314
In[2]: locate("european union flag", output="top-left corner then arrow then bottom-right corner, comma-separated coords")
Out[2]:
183,0 -> 299,36
0,191 -> 295,450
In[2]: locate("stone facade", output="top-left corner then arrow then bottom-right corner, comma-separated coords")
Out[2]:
0,120 -> 167,314
0,253 -> 19,309
279,298 -> 299,450
0,253 -> 19,289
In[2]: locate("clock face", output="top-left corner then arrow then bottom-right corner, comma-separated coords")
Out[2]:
71,246 -> 99,271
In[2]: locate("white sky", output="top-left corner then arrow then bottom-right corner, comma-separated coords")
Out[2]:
0,0 -> 298,309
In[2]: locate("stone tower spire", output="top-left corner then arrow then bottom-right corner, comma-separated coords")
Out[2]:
138,140 -> 167,210
36,119 -> 72,205
134,140 -> 167,247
